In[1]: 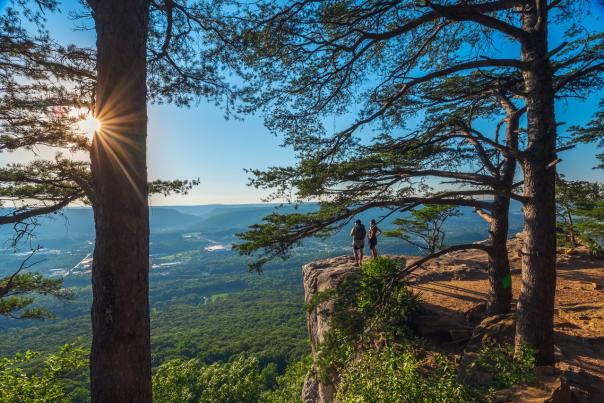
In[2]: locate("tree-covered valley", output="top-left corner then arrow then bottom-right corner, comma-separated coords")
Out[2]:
0,203 -> 522,353
0,204 -> 526,401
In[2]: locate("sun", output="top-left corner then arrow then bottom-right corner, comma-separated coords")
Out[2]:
79,115 -> 102,138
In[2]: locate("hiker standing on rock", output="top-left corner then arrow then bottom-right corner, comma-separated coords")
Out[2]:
368,219 -> 382,258
350,219 -> 366,266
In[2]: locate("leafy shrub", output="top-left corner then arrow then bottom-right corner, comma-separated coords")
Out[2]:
336,346 -> 469,403
261,355 -> 312,403
323,257 -> 421,342
358,257 -> 421,337
314,257 -> 421,379
0,343 -> 87,403
152,355 -> 265,403
472,344 -> 536,390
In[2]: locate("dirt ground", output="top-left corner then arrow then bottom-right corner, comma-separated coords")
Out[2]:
404,236 -> 604,402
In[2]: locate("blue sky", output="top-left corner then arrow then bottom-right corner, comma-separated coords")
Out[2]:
0,0 -> 602,205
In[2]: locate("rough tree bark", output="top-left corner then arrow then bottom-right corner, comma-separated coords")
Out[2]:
515,0 -> 558,366
485,99 -> 521,316
486,195 -> 513,315
89,0 -> 152,401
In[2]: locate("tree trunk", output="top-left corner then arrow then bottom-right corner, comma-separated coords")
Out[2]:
486,98 -> 521,316
89,0 -> 152,401
566,211 -> 577,247
486,195 -> 513,315
515,1 -> 557,366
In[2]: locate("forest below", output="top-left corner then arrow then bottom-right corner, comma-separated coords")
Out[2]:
0,204 -> 523,401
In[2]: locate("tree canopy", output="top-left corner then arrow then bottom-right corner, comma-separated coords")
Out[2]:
232,0 -> 604,364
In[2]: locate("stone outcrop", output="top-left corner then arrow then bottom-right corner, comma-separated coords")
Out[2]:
460,314 -> 571,403
414,303 -> 474,345
300,255 -> 578,403
494,366 -> 571,403
301,256 -> 360,403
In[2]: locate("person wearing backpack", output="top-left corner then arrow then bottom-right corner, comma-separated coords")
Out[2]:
350,219 -> 366,266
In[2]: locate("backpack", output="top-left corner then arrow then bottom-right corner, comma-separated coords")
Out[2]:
354,224 -> 366,240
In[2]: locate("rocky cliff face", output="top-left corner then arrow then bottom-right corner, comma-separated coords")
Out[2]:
300,255 -> 472,403
301,256 -> 359,403
300,254 -> 575,403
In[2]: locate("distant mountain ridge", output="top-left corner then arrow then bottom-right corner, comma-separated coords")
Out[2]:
1,201 -> 525,244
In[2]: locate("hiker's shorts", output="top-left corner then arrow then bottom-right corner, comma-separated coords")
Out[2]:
353,239 -> 365,250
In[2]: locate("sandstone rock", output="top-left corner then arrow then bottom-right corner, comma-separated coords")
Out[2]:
414,304 -> 473,344
301,370 -> 320,403
302,256 -> 362,403
459,313 -> 516,386
581,281 -> 600,290
303,256 -> 361,355
494,366 -> 571,403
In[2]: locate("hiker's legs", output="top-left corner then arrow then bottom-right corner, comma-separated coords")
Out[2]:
352,247 -> 359,264
359,248 -> 364,263
369,239 -> 378,258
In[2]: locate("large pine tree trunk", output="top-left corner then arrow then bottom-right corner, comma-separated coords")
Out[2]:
515,1 -> 557,366
89,0 -> 152,401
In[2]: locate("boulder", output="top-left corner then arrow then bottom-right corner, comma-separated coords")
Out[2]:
414,304 -> 473,345
494,366 -> 571,403
459,313 -> 516,386
460,315 -> 571,403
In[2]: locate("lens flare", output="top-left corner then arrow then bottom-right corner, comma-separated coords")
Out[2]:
80,115 -> 101,138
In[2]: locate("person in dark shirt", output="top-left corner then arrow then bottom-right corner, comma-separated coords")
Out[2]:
350,219 -> 366,266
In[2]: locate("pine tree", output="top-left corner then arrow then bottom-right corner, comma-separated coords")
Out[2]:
385,205 -> 460,255
2,1 -> 232,399
556,176 -> 604,254
233,0 -> 604,364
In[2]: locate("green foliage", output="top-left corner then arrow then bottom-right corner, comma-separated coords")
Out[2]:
148,179 -> 201,197
357,258 -> 422,336
0,261 -> 311,397
261,355 -> 312,403
233,0 -> 603,276
152,355 -> 265,403
234,202 -> 349,271
336,346 -> 469,403
556,177 -> 604,254
0,271 -> 74,320
314,258 -> 421,378
0,2 -> 93,230
333,257 -> 421,336
0,343 -> 87,403
472,344 -> 536,391
152,353 -> 312,403
385,205 -> 460,254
